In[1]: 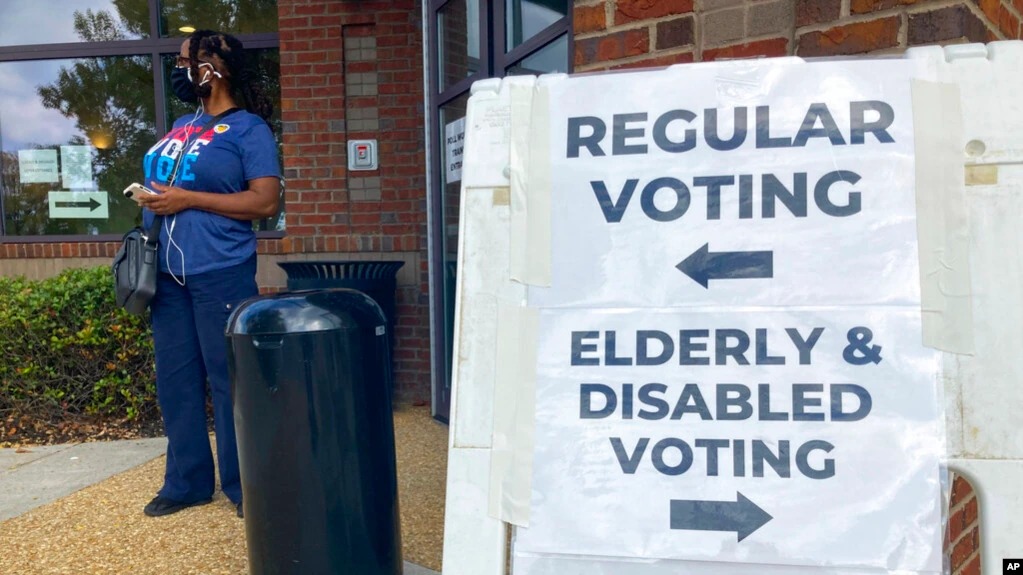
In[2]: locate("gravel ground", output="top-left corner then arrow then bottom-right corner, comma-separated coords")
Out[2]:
0,406 -> 448,574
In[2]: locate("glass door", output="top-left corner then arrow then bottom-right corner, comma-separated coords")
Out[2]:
427,0 -> 570,422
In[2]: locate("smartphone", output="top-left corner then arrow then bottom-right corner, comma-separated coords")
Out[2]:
123,183 -> 158,203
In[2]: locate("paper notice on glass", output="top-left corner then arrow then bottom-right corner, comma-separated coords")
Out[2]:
17,149 -> 59,184
47,191 -> 109,219
445,116 -> 466,184
60,145 -> 93,189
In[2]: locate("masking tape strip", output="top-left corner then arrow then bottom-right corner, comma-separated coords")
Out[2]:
525,85 -> 553,285
509,83 -> 532,283
509,82 -> 553,286
488,303 -> 539,526
493,188 -> 510,206
911,79 -> 974,354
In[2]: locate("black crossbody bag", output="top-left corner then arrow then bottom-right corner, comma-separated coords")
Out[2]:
112,108 -> 240,314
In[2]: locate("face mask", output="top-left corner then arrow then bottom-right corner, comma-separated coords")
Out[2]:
170,67 -> 197,103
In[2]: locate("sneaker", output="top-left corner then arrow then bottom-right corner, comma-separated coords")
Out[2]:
143,495 -> 212,517
236,502 -> 244,518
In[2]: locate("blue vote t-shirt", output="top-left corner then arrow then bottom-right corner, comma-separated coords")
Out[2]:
142,109 -> 280,275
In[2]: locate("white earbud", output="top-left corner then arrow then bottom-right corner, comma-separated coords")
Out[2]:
188,63 -> 222,86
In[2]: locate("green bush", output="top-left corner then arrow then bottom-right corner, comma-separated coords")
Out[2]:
0,266 -> 156,422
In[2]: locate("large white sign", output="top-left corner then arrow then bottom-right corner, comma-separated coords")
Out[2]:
515,59 -> 944,573
17,149 -> 59,184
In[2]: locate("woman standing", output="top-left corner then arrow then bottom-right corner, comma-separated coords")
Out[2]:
136,29 -> 280,519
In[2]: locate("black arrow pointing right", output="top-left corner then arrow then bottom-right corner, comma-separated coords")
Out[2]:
670,492 -> 773,542
55,198 -> 101,211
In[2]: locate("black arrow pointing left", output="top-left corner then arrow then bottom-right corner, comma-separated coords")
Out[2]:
55,198 -> 101,211
670,492 -> 772,542
676,243 -> 773,288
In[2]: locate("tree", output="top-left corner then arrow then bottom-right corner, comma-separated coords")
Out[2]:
161,0 -> 279,35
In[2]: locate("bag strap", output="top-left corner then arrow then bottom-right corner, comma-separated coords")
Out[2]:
144,107 -> 243,244
144,214 -> 163,242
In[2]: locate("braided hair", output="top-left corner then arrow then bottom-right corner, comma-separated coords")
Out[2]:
187,29 -> 274,124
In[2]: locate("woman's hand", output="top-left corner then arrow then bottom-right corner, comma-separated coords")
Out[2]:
137,182 -> 194,215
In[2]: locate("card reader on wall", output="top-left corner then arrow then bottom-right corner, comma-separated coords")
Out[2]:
348,139 -> 378,171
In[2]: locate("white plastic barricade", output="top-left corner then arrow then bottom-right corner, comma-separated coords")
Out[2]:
442,42 -> 1023,575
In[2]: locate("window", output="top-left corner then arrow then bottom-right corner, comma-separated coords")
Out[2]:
1,56 -> 157,236
0,0 -> 281,240
437,0 -> 481,91
0,0 -> 150,46
159,0 -> 279,37
505,0 -> 569,52
427,0 -> 571,421
506,33 -> 568,75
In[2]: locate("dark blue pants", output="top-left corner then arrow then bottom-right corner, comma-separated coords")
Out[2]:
150,256 -> 258,504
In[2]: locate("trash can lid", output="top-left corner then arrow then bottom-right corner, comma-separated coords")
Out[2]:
277,260 -> 405,280
227,290 -> 383,336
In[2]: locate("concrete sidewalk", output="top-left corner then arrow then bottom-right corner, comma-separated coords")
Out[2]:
0,438 -> 439,575
0,437 -> 168,522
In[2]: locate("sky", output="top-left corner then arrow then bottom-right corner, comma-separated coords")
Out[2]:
0,1 -> 136,152
0,60 -> 81,152
0,0 -> 139,47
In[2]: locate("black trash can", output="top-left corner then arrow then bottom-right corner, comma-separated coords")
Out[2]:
277,260 -> 404,344
227,289 -> 402,575
278,261 -> 405,399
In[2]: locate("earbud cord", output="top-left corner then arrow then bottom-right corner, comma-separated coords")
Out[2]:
164,100 -> 205,287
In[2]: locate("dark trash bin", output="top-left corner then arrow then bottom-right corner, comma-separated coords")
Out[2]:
278,260 -> 405,399
277,260 -> 404,341
227,289 -> 402,575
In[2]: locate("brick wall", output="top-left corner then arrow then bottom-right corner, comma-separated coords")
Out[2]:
277,0 -> 429,403
947,474 -> 981,575
572,0 -> 1021,71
